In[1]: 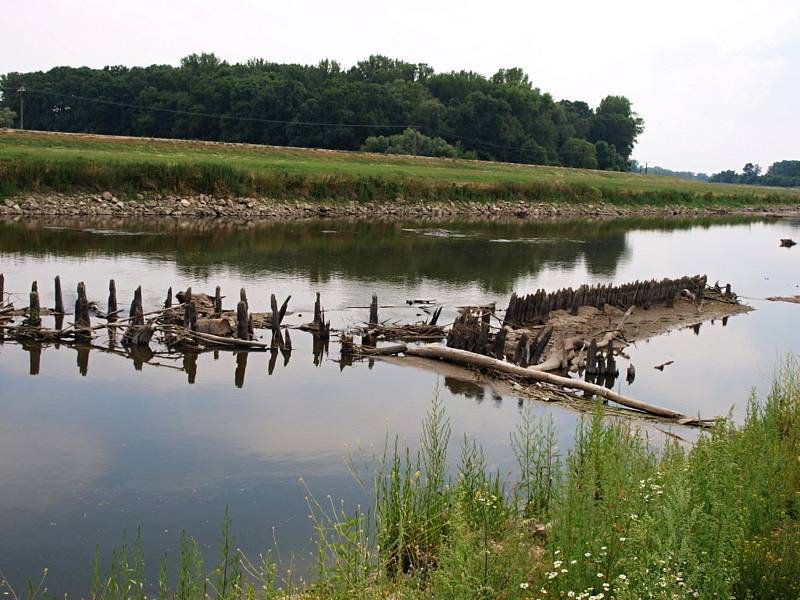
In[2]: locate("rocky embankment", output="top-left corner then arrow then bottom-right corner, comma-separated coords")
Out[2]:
2,192 -> 798,220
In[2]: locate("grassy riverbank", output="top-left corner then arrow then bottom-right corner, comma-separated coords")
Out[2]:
64,361 -> 800,600
1,129 -> 799,206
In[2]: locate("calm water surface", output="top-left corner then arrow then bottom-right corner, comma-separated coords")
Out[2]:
1,216 -> 799,595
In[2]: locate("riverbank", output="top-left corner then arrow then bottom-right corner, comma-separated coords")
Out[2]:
3,192 -> 800,220
3,130 -> 800,214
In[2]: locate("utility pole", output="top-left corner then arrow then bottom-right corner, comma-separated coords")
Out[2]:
17,86 -> 25,130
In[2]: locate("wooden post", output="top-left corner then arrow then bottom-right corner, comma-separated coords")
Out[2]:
270,293 -> 279,337
493,328 -> 507,360
514,333 -> 529,366
187,301 -> 197,331
586,338 -> 597,374
606,340 -> 617,376
130,286 -> 144,325
107,279 -> 118,322
240,287 -> 248,310
54,275 -> 64,314
314,292 -> 322,326
0,273 -> 4,305
318,309 -> 330,340
75,282 -> 91,340
164,286 -> 172,309
369,293 -> 378,326
26,290 -> 41,327
236,300 -> 249,340
31,280 -> 38,294
214,286 -> 222,318
183,287 -> 193,329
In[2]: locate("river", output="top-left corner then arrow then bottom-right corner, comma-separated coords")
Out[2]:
0,215 -> 798,595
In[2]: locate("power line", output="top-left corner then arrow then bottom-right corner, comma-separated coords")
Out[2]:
0,86 -> 421,130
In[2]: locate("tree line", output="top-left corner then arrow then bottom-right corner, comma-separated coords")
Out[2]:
0,54 -> 643,170
710,161 -> 800,188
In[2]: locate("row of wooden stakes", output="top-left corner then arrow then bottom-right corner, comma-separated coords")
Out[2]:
503,274 -> 709,326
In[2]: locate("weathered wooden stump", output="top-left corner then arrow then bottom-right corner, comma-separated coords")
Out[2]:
314,292 -> 322,325
183,287 -> 194,329
54,275 -> 64,314
214,286 -> 222,318
236,300 -> 249,340
107,279 -> 118,322
493,328 -> 507,360
626,363 -> 636,384
586,338 -> 598,375
164,286 -> 173,309
25,290 -> 42,327
75,282 -> 91,341
129,286 -> 144,325
369,293 -> 379,326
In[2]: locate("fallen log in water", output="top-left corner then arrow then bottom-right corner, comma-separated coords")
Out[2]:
403,343 -> 709,425
163,325 -> 272,350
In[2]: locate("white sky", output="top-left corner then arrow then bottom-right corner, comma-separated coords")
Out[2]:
2,0 -> 798,173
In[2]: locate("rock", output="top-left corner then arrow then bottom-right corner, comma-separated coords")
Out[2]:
180,199 -> 191,208
102,191 -> 113,201
3,199 -> 15,208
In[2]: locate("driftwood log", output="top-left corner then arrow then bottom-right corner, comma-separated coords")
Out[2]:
403,343 -> 707,425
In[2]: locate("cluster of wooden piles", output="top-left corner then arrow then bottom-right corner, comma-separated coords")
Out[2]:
0,272 -> 317,353
503,275 -> 708,327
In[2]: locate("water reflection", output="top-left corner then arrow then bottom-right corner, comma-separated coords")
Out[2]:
0,215 -> 765,294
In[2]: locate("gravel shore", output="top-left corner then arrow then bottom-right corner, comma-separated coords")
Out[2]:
2,192 -> 799,220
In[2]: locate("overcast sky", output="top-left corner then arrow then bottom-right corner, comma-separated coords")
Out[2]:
2,0 -> 798,173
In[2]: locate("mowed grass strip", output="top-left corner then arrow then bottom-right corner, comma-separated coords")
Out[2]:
1,129 -> 798,205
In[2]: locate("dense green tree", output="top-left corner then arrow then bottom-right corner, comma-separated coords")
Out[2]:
0,54 -> 645,170
560,138 -> 598,169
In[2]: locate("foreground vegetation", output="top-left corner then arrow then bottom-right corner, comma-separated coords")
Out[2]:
2,130 -> 799,207
7,360 -> 797,599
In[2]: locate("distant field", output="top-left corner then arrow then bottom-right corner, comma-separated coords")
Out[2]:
1,129 -> 798,205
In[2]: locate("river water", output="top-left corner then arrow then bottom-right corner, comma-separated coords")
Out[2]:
0,215 -> 798,595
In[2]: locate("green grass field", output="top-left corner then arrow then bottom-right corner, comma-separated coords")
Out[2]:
1,129 -> 798,205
